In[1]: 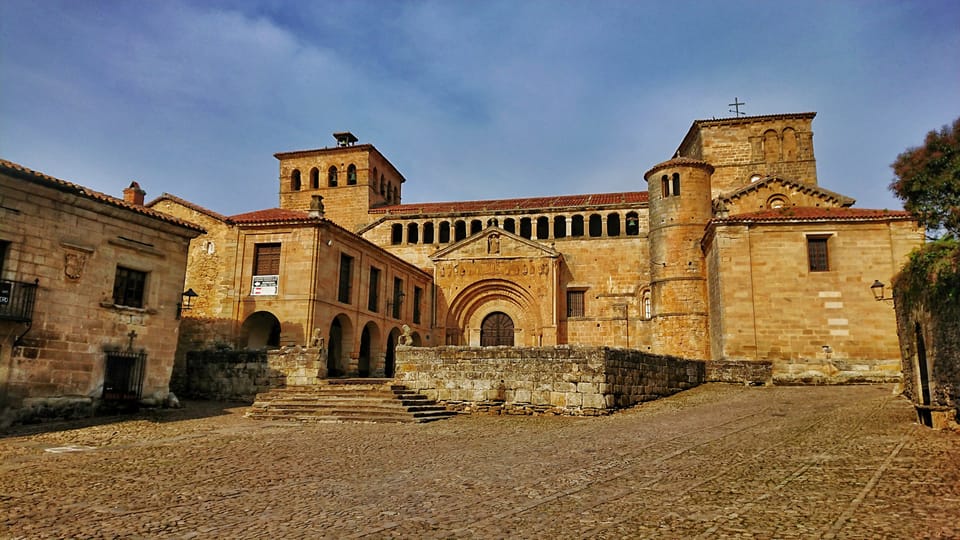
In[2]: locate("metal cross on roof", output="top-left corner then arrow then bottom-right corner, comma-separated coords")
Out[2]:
728,97 -> 746,117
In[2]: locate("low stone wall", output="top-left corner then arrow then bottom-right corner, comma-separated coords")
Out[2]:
706,360 -> 773,385
184,347 -> 326,402
394,346 -> 704,416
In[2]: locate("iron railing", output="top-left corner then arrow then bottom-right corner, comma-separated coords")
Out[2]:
0,278 -> 38,322
102,350 -> 147,403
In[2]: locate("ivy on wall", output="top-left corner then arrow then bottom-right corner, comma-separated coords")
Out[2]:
894,238 -> 960,317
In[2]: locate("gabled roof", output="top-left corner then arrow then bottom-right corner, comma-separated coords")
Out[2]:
147,193 -> 231,222
0,158 -> 205,233
711,206 -> 915,225
431,225 -> 560,261
370,191 -> 648,216
719,176 -> 855,207
229,208 -> 322,225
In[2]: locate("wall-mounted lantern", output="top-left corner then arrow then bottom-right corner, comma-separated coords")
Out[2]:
177,288 -> 199,319
870,280 -> 894,302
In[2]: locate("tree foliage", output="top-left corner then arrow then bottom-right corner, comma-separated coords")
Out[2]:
890,117 -> 960,238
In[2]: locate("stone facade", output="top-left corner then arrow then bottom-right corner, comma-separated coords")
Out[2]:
394,346 -> 703,415
0,160 -> 202,427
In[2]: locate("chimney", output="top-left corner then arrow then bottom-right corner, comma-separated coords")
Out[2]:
309,195 -> 325,218
123,181 -> 146,206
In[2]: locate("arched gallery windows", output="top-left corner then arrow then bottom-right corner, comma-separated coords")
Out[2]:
291,169 -> 302,191
328,166 -> 338,187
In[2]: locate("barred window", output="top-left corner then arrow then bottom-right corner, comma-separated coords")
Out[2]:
567,290 -> 585,318
113,266 -> 147,308
807,236 -> 830,272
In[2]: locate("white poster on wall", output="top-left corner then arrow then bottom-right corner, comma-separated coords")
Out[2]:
251,275 -> 279,296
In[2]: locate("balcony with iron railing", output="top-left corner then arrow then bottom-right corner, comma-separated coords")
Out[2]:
0,278 -> 39,323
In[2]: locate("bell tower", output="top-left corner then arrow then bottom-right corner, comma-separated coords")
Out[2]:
274,132 -> 406,231
645,157 -> 714,360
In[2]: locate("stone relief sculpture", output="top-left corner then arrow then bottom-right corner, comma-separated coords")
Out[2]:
64,251 -> 87,280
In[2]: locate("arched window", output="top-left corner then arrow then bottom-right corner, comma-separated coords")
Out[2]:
480,312 -> 514,347
386,181 -> 393,202
571,215 -> 584,237
625,212 -> 640,236
782,128 -> 798,161
328,166 -> 338,187
672,173 -> 680,197
589,214 -> 602,237
439,221 -> 451,243
536,217 -> 549,239
454,220 -> 467,241
390,224 -> 403,245
487,218 -> 499,227
519,217 -> 532,239
767,195 -> 789,209
291,169 -> 302,191
470,219 -> 482,235
407,223 -> 419,244
642,290 -> 652,320
553,216 -> 567,238
503,218 -> 516,234
380,174 -> 386,196
763,129 -> 779,163
607,213 -> 621,237
310,167 -> 319,189
661,174 -> 670,198
423,222 -> 435,244
393,186 -> 399,203
347,164 -> 357,185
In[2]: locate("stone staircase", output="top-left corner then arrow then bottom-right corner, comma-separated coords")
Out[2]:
246,379 -> 457,424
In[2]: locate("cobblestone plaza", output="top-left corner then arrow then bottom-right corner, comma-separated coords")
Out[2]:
2,384 -> 958,539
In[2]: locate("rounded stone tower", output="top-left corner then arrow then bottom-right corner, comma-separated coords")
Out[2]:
644,157 -> 714,360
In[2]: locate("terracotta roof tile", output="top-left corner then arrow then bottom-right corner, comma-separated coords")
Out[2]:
713,206 -> 915,224
369,191 -> 648,215
0,158 -> 205,233
644,157 -> 714,179
229,208 -> 320,225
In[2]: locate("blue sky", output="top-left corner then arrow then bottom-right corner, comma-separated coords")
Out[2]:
1,0 -> 958,216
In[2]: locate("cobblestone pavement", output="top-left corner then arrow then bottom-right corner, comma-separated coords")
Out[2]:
1,384 -> 958,539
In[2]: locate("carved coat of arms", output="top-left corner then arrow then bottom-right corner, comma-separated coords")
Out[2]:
64,252 -> 87,280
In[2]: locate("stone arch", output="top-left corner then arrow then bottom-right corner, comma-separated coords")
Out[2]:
310,167 -> 319,189
328,166 -> 338,187
766,194 -> 789,209
384,326 -> 401,377
763,129 -> 780,163
358,321 -> 381,377
782,127 -> 798,161
291,169 -> 302,191
327,314 -> 354,377
240,311 -> 281,349
445,279 -> 542,347
347,164 -> 357,185
409,331 -> 423,347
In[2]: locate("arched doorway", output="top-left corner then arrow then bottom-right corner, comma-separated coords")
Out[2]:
240,311 -> 281,349
481,312 -> 514,346
384,328 -> 400,377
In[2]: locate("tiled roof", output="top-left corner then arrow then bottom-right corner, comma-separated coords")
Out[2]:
644,157 -> 714,179
719,176 -> 856,207
713,206 -> 915,224
369,191 -> 648,216
147,193 -> 231,222
229,208 -> 321,225
0,158 -> 205,233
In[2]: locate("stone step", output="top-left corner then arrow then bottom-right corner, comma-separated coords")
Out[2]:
246,381 -> 456,424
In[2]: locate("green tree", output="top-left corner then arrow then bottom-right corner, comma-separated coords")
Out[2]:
890,117 -> 960,238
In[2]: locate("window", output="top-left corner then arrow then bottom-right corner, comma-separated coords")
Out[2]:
392,277 -> 403,318
423,222 -> 435,244
0,240 -> 8,276
380,174 -> 385,196
113,266 -> 147,308
338,254 -> 353,303
625,212 -> 640,236
571,215 -> 584,237
672,173 -> 680,197
553,216 -> 567,238
391,224 -> 403,245
413,286 -> 423,324
807,236 -> 830,272
642,290 -> 652,320
470,219 -> 482,235
310,168 -> 319,189
519,218 -> 532,239
387,181 -> 393,202
607,213 -> 621,237
589,214 -> 602,237
347,164 -> 357,185
567,290 -> 585,317
536,217 -> 549,239
253,243 -> 281,275
503,218 -> 516,234
328,166 -> 338,187
291,169 -> 302,191
407,223 -> 419,244
368,267 -> 380,312
439,222 -> 451,243
454,221 -> 466,241
661,175 -> 670,198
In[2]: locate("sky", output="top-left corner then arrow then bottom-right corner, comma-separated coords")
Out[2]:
1,0 -> 958,216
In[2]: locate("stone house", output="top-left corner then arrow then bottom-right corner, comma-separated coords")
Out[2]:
158,112 -> 923,385
0,159 -> 203,426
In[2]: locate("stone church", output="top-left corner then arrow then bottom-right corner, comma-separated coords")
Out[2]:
153,112 -> 922,385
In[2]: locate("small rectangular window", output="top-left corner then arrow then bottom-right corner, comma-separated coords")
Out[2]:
338,254 -> 353,303
368,267 -> 380,312
113,266 -> 147,308
253,243 -> 281,275
413,286 -> 423,324
567,290 -> 585,318
0,240 -> 9,277
807,236 -> 829,272
392,277 -> 403,319
672,173 -> 681,197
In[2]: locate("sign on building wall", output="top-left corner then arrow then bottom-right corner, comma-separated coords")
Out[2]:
251,275 -> 279,296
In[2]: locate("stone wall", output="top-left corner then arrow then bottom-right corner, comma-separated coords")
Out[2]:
183,346 -> 326,402
394,346 -> 703,415
705,360 -> 772,385
895,301 -> 960,430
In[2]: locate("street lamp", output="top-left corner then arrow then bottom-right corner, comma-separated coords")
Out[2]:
177,288 -> 199,319
870,280 -> 894,302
